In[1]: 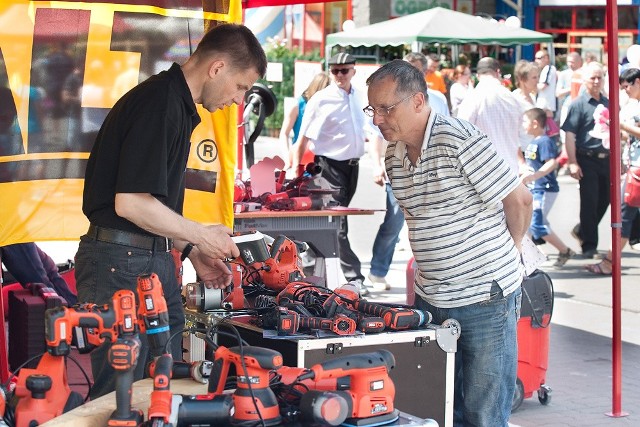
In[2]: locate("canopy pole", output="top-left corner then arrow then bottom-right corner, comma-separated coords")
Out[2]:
604,0 -> 628,418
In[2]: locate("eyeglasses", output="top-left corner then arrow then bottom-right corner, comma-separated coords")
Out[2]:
534,55 -> 547,60
330,68 -> 353,75
363,93 -> 416,117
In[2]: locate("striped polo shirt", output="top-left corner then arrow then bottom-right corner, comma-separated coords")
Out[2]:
386,112 -> 524,308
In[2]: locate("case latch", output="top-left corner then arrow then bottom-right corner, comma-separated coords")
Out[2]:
325,343 -> 344,354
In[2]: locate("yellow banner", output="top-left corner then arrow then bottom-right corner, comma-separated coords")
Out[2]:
0,0 -> 242,246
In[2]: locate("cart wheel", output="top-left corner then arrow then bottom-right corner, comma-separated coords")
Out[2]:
512,378 -> 524,412
538,384 -> 552,405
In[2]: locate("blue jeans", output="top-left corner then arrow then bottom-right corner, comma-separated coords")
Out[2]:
528,190 -> 558,240
74,234 -> 185,399
415,283 -> 521,427
370,183 -> 405,277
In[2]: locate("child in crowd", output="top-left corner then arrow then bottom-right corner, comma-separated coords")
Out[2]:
521,108 -> 576,267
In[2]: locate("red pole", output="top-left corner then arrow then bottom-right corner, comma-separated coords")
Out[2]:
347,0 -> 353,20
237,5 -> 246,170
320,4 -> 326,58
301,4 -> 306,54
604,0 -> 627,418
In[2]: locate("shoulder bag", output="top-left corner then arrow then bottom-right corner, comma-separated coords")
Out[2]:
624,139 -> 640,207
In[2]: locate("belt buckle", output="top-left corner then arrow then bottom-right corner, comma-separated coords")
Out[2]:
348,158 -> 359,166
164,236 -> 170,252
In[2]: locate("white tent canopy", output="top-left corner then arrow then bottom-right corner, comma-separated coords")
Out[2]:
326,7 -> 552,48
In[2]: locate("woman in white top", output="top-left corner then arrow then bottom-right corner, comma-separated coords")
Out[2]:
449,64 -> 473,116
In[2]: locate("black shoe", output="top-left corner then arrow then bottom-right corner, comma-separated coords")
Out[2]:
532,237 -> 545,245
571,224 -> 582,246
582,249 -> 599,259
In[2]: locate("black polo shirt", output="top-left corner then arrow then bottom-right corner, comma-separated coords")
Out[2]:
83,63 -> 201,235
561,92 -> 609,151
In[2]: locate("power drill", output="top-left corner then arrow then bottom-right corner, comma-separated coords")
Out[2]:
263,307 -> 357,336
209,345 -> 283,426
136,273 -> 170,357
107,290 -> 144,427
330,286 -> 433,331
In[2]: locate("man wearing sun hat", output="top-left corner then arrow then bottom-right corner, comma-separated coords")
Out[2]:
293,52 -> 383,296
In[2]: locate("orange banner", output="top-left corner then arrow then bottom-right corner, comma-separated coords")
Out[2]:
0,0 -> 242,246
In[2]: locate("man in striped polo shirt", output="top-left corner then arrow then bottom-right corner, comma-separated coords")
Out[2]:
365,60 -> 532,427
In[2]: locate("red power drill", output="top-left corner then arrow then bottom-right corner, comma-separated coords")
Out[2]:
332,286 -> 433,331
136,273 -> 170,357
264,307 -> 357,336
209,345 -> 283,426
107,290 -> 144,427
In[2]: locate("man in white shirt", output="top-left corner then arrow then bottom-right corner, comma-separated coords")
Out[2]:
535,49 -> 558,116
293,53 -> 383,295
457,57 -> 525,174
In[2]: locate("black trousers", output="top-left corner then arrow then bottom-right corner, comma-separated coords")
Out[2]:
315,155 -> 364,283
576,154 -> 611,253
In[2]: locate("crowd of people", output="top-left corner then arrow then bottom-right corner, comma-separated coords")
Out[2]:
4,21 -> 640,426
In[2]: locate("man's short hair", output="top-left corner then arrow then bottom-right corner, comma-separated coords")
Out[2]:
194,24 -> 267,77
476,57 -> 500,75
524,107 -> 547,128
366,59 -> 427,98
620,67 -> 640,85
403,52 -> 428,70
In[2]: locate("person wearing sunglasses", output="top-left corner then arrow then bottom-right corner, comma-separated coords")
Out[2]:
534,49 -> 558,123
292,52 -> 383,296
366,60 -> 532,427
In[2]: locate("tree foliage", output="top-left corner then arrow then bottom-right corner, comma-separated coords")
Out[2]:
260,38 -> 322,133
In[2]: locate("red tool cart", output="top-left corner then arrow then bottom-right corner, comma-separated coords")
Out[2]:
513,269 -> 553,411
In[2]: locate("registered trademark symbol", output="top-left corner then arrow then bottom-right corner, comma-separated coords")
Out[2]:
196,139 -> 218,163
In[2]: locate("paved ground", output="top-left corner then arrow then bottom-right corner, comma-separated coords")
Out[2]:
36,136 -> 640,426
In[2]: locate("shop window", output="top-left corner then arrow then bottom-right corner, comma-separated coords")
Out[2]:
538,8 -> 571,30
619,6 -> 639,30
577,8 -> 604,29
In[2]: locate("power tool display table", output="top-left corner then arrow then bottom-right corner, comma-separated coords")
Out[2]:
233,207 -> 375,289
192,314 -> 456,427
41,378 -> 433,427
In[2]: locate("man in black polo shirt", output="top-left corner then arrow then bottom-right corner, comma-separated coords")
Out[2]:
76,24 -> 266,398
562,62 -> 610,259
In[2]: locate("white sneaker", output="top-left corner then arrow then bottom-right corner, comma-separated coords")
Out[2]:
368,273 -> 391,291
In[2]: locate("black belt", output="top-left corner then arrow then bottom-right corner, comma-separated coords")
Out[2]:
577,149 -> 609,159
317,155 -> 359,166
87,224 -> 172,252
